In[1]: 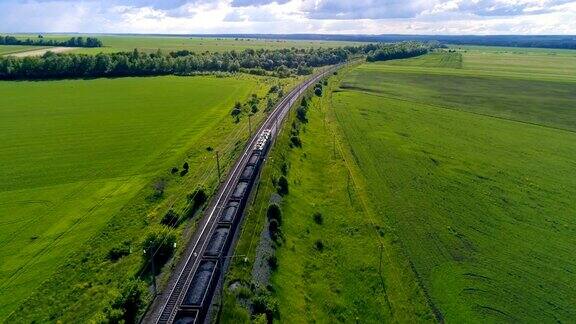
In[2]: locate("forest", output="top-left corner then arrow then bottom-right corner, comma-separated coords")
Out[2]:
0,35 -> 103,48
0,41 -> 437,79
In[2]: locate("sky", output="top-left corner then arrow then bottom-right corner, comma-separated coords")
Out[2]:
0,0 -> 575,35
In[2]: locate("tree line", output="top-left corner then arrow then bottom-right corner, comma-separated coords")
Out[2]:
0,41 -> 438,80
0,35 -> 103,48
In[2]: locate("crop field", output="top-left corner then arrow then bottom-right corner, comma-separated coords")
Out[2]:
9,34 -> 364,54
331,48 -> 576,322
0,74 -> 282,321
0,45 -> 46,56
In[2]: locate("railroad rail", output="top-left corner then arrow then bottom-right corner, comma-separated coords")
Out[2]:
144,64 -> 341,324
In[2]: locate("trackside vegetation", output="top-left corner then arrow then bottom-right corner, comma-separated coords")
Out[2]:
0,41 -> 437,79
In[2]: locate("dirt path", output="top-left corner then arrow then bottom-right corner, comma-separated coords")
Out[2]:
9,47 -> 75,57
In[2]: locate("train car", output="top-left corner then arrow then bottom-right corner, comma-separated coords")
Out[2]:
219,201 -> 239,225
203,226 -> 231,260
180,260 -> 220,320
173,309 -> 199,324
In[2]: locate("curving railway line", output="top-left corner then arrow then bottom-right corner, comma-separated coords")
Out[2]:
143,64 -> 342,324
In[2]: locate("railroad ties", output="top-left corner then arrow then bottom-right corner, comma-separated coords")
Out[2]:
170,130 -> 272,324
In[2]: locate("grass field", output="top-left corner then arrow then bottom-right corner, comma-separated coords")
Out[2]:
0,74 -> 291,321
330,49 -> 576,322
0,45 -> 46,56
7,34 -> 364,54
223,46 -> 576,323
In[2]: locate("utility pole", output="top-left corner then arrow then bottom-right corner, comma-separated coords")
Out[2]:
216,151 -> 221,183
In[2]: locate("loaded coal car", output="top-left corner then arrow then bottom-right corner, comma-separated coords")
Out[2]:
173,309 -> 199,324
180,260 -> 219,321
203,226 -> 231,260
219,201 -> 239,225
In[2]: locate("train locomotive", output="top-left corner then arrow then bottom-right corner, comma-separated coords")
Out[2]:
172,129 -> 272,324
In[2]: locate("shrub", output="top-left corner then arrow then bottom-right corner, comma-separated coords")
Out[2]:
108,241 -> 131,261
314,239 -> 324,252
296,106 -> 308,123
290,135 -> 302,148
314,87 -> 323,97
185,188 -> 208,218
280,162 -> 288,176
142,226 -> 177,272
269,219 -> 280,242
267,255 -> 278,271
161,209 -> 179,227
170,167 -> 178,174
251,104 -> 259,113
252,292 -> 279,322
183,162 -> 189,170
277,176 -> 289,196
107,280 -> 147,324
266,204 -> 282,225
313,212 -> 323,225
152,179 -> 167,198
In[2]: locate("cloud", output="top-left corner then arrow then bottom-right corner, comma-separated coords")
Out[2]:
0,0 -> 575,34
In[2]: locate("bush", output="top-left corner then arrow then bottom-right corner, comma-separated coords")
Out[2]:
142,226 -> 177,272
314,87 -> 323,97
183,162 -> 189,170
170,167 -> 178,174
266,204 -> 282,225
269,219 -> 280,242
314,239 -> 324,252
152,179 -> 167,198
252,292 -> 279,323
108,241 -> 131,262
296,106 -> 308,123
280,162 -> 289,176
277,176 -> 289,196
290,135 -> 302,148
107,280 -> 147,324
267,255 -> 278,271
161,209 -> 179,227
313,212 -> 323,225
185,188 -> 208,218
251,104 -> 259,113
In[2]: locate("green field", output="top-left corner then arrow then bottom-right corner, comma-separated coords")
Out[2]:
7,34 -> 364,54
0,74 -> 285,321
223,47 -> 576,322
331,49 -> 576,322
0,45 -> 46,56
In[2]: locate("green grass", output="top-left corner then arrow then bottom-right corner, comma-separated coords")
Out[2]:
0,45 -> 46,56
0,74 -> 290,321
328,49 -> 576,322
7,34 -> 365,54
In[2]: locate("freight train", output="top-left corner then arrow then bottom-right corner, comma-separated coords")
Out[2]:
172,129 -> 272,324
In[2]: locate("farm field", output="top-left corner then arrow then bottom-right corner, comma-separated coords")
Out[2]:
0,45 -> 46,56
8,34 -> 365,54
0,74 -> 279,321
331,49 -> 576,322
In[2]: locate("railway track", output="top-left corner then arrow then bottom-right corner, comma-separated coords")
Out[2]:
144,64 -> 341,324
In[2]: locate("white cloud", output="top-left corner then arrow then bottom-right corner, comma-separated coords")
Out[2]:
0,0 -> 574,34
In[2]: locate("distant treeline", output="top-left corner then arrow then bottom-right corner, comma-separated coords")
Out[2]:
0,35 -> 103,48
189,34 -> 576,50
0,41 -> 437,80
